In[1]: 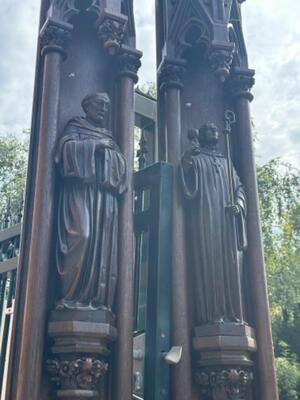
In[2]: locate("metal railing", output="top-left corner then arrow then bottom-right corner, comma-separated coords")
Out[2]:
0,204 -> 21,398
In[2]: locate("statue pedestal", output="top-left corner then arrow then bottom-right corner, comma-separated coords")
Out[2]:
193,324 -> 256,400
47,310 -> 117,400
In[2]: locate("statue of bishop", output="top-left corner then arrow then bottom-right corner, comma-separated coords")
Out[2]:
181,123 -> 248,326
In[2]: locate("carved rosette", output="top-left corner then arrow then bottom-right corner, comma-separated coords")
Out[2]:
97,15 -> 128,56
47,356 -> 108,398
196,367 -> 254,400
40,18 -> 73,58
158,60 -> 186,92
117,49 -> 142,83
208,46 -> 234,82
227,68 -> 255,101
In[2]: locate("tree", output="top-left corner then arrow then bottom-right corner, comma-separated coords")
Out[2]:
257,158 -> 300,399
0,134 -> 29,225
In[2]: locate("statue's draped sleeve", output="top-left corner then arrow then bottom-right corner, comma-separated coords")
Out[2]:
55,122 -> 127,194
180,154 -> 199,199
234,177 -> 248,251
100,148 -> 127,195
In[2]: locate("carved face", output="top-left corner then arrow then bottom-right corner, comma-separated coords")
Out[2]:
199,125 -> 220,146
205,127 -> 219,144
85,97 -> 110,127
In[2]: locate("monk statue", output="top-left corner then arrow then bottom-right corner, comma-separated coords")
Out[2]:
181,123 -> 248,325
55,92 -> 127,311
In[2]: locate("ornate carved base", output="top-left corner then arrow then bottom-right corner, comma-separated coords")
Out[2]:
193,324 -> 256,400
47,310 -> 117,400
196,367 -> 254,400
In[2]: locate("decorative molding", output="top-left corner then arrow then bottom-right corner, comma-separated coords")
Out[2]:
97,13 -> 128,55
226,67 -> 255,101
117,47 -> 142,83
158,59 -> 186,92
208,44 -> 235,82
168,0 -> 212,58
196,367 -> 254,400
48,0 -> 103,23
47,356 -> 108,394
40,18 -> 73,58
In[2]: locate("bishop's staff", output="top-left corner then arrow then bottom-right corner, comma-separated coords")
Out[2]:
224,109 -> 244,323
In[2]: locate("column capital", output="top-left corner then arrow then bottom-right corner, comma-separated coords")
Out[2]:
226,67 -> 255,101
40,18 -> 73,59
117,46 -> 142,83
158,58 -> 187,92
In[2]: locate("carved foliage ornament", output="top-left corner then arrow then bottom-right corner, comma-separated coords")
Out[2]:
196,368 -> 254,400
47,357 -> 108,391
118,50 -> 142,83
208,47 -> 234,82
46,1 -> 128,55
97,16 -> 128,55
40,19 -> 73,57
227,70 -> 255,101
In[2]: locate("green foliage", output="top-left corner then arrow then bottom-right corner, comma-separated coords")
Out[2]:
0,134 -> 29,221
258,158 -> 300,399
257,159 -> 300,313
276,354 -> 300,400
136,82 -> 157,99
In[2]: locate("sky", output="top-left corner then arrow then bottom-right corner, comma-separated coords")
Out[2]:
0,0 -> 299,167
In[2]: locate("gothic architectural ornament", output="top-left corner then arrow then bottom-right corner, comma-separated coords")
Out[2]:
158,60 -> 186,92
45,0 -> 129,55
168,1 -> 212,58
227,67 -> 255,101
208,45 -> 235,82
48,0 -> 102,22
97,14 -> 128,55
47,356 -> 108,396
117,49 -> 142,83
40,18 -> 73,58
195,367 -> 254,400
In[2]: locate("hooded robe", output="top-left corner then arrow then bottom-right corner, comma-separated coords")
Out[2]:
181,148 -> 247,325
55,117 -> 127,310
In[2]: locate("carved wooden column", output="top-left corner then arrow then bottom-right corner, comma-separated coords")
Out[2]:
155,1 -> 278,400
114,47 -> 142,400
14,18 -> 72,400
228,67 -> 279,400
8,2 -> 141,400
158,58 -> 196,400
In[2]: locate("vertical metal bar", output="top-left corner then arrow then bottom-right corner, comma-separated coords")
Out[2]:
0,273 -> 10,390
143,163 -> 173,400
